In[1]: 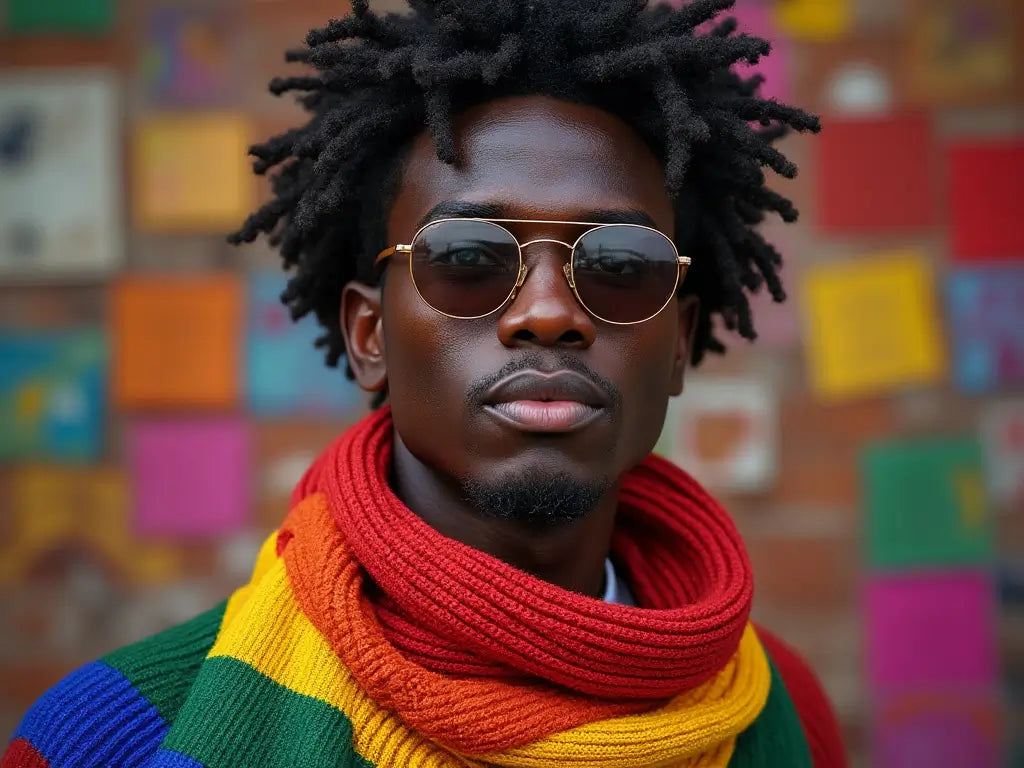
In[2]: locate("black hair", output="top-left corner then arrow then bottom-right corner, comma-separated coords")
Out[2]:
229,0 -> 819,376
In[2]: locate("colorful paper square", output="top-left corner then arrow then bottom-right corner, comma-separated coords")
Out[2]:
865,572 -> 998,691
112,274 -> 242,409
0,71 -> 121,277
734,2 -> 791,103
800,37 -> 904,116
862,438 -> 992,570
947,268 -> 1024,394
657,377 -> 777,493
872,692 -> 1002,768
246,271 -> 368,416
133,113 -> 254,233
0,330 -> 105,462
980,401 -> 1024,507
802,251 -> 944,400
1,466 -> 179,586
693,1 -> 791,103
948,142 -> 1024,262
906,0 -> 1016,107
141,7 -> 237,107
771,0 -> 850,41
4,0 -> 113,33
816,113 -> 936,233
128,418 -> 251,539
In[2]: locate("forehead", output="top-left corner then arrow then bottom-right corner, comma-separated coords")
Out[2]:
387,95 -> 673,235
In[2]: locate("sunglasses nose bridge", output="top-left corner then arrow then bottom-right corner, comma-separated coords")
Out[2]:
517,237 -> 576,289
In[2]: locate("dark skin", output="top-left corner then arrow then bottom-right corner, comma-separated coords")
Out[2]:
342,95 -> 697,598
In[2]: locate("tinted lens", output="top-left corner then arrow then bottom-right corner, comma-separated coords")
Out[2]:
571,225 -> 680,323
410,220 -> 521,318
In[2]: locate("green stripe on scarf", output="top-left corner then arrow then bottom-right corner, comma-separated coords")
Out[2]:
729,657 -> 813,768
101,601 -> 228,723
160,656 -> 375,768
155,642 -> 807,768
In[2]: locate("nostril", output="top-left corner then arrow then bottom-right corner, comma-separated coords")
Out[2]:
560,330 -> 584,344
513,329 -> 536,342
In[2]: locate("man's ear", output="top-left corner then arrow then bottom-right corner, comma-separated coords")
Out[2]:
340,281 -> 387,392
669,295 -> 699,397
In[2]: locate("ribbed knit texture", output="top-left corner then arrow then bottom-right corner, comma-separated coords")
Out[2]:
755,630 -> 848,768
3,408 -> 844,767
281,492 -> 772,763
292,406 -> 753,699
4,603 -> 226,768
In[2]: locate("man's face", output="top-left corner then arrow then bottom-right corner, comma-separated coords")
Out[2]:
344,95 -> 695,522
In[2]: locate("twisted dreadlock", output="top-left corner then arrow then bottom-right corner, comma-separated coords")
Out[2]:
230,0 -> 820,377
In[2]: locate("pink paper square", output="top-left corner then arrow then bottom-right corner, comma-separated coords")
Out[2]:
728,1 -> 791,103
864,572 -> 997,691
686,0 -> 792,103
872,692 -> 1002,768
129,418 -> 251,538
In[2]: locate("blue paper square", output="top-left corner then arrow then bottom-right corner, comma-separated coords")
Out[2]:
947,267 -> 1024,394
246,271 -> 367,415
0,330 -> 106,461
141,7 -> 235,107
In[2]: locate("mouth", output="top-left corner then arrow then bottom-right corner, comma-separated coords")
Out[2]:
481,370 -> 609,434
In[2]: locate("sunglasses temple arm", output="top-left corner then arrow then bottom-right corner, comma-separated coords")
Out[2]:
374,244 -> 412,266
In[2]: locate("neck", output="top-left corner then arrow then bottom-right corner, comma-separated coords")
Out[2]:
390,433 -> 617,598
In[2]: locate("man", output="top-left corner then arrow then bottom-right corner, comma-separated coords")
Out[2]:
4,1 -> 846,766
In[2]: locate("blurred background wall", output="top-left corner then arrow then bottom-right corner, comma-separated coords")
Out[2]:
0,0 -> 1021,765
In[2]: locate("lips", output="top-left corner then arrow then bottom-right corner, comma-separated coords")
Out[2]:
482,370 -> 609,433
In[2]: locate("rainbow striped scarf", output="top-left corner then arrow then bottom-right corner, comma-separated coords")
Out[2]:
6,411 -> 813,768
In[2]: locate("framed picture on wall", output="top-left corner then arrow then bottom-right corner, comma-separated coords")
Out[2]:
0,69 -> 122,279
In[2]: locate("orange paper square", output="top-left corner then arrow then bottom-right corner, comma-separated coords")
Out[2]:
112,274 -> 242,408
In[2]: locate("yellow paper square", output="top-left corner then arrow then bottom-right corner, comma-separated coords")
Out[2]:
802,251 -> 945,400
0,466 -> 179,586
134,113 -> 254,233
772,0 -> 850,41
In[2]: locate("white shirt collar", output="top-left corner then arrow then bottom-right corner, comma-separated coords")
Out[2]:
601,556 -> 636,606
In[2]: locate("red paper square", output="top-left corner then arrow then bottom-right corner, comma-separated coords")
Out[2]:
948,142 -> 1024,262
817,113 -> 935,233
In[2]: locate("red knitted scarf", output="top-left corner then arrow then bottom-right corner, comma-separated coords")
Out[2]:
289,406 -> 754,701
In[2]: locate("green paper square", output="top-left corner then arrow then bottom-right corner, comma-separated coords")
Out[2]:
5,0 -> 114,33
862,438 -> 993,570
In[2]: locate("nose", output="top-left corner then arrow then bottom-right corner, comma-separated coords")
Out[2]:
496,241 -> 597,349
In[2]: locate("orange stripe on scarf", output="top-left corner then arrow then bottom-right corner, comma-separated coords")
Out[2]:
282,493 -> 658,753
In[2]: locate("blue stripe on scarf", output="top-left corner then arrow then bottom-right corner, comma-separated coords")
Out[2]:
143,749 -> 207,768
14,660 -> 168,768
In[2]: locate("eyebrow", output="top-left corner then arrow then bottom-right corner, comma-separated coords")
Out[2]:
416,200 -> 659,230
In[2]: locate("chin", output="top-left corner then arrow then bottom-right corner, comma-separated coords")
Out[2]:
460,462 -> 612,528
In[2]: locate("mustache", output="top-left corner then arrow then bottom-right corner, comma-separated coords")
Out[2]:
466,352 -> 622,410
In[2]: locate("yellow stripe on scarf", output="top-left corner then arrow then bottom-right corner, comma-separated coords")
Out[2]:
208,532 -> 771,768
213,533 -> 470,767
480,624 -> 768,767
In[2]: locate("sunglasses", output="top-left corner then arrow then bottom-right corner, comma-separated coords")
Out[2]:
375,217 -> 691,325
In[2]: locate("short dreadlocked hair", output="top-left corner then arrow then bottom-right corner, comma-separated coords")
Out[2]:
230,0 -> 819,376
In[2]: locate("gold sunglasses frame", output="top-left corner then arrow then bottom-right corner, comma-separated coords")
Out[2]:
374,217 -> 692,325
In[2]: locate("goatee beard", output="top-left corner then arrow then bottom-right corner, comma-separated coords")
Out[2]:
461,470 -> 611,528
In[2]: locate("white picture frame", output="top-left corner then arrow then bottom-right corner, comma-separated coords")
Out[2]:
0,69 -> 122,280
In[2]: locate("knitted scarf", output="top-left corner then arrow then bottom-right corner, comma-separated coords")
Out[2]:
5,408 -> 814,768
